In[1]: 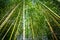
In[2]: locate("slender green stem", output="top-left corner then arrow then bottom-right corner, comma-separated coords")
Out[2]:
0,3 -> 20,30
23,0 -> 25,40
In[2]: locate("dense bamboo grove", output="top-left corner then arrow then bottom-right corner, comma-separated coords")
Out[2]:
0,0 -> 60,40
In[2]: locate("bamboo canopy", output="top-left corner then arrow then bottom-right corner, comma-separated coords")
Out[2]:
0,0 -> 60,40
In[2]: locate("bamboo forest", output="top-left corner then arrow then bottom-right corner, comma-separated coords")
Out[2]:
0,0 -> 60,40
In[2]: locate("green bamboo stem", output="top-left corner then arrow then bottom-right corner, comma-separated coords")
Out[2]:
9,10 -> 20,40
30,17 -> 35,40
2,20 -> 15,40
46,18 -> 58,40
0,5 -> 15,24
23,0 -> 25,40
14,11 -> 21,40
0,22 -> 8,37
49,14 -> 60,27
39,1 -> 60,19
41,5 -> 60,27
0,22 -> 8,34
0,3 -> 20,30
42,8 -> 58,40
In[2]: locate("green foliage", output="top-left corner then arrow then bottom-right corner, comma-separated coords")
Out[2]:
0,0 -> 60,40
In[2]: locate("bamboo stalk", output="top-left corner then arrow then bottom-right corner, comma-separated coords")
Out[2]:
23,0 -> 26,40
14,11 -> 21,40
0,3 -> 20,30
39,1 -> 60,19
30,16 -> 35,40
0,5 -> 15,24
9,9 -> 20,40
2,20 -> 15,40
42,8 -> 58,40
46,19 -> 58,40
41,5 -> 60,27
